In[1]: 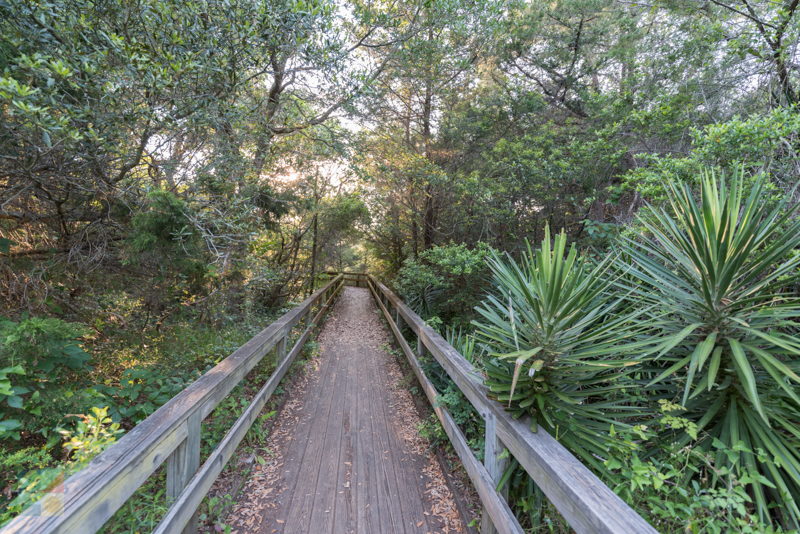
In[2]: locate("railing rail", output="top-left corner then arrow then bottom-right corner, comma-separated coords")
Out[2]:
322,270 -> 368,287
3,271 -> 656,534
1,275 -> 344,534
359,273 -> 657,534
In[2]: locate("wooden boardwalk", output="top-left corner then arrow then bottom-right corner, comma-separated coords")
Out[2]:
1,275 -> 655,534
229,287 -> 465,533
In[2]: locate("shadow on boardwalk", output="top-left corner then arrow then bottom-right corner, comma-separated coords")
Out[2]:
226,287 -> 466,534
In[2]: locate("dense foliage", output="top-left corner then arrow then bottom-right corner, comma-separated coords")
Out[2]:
470,173 -> 800,530
474,229 -> 650,467
1,0 -> 799,531
396,242 -> 493,326
624,172 -> 800,528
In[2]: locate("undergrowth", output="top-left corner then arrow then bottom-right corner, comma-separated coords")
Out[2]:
0,302 -> 303,529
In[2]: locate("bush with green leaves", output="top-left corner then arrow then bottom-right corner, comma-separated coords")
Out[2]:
0,406 -> 123,526
127,189 -> 209,294
473,228 -> 651,469
0,447 -> 52,504
0,317 -> 91,440
621,170 -> 800,528
603,400 -> 783,534
98,367 -> 199,424
624,108 -> 800,202
396,242 -> 493,325
473,170 -> 800,529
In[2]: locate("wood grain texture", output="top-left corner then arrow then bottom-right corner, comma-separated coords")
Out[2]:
153,283 -> 343,534
275,336 -> 288,367
0,276 -> 343,534
480,413 -> 508,534
367,280 -> 523,534
257,287 -> 455,533
166,411 -> 202,534
368,276 -> 658,534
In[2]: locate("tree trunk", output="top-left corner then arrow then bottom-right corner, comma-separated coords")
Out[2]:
308,213 -> 318,296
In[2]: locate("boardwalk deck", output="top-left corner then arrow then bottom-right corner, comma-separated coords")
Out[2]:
228,286 -> 465,534
0,274 -> 654,534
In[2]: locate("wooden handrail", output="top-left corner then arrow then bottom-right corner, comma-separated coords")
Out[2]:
2,271 -> 655,534
321,271 -> 367,288
364,275 -> 523,534
0,275 -> 344,534
363,274 -> 658,534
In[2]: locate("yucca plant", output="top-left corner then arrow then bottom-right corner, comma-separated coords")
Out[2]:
473,228 -> 651,469
621,170 -> 800,528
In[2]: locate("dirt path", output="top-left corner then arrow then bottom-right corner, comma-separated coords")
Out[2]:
226,287 -> 466,534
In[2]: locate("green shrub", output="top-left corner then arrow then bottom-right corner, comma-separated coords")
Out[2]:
624,109 -> 800,201
98,366 -> 199,424
473,228 -> 650,468
0,317 -> 89,373
127,190 -> 209,293
396,242 -> 493,325
0,317 -> 91,440
129,190 -> 196,254
0,406 -> 123,526
621,169 -> 800,528
0,447 -> 52,500
604,401 -> 784,534
472,171 -> 800,529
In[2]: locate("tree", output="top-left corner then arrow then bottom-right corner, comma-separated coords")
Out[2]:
357,0 -> 503,266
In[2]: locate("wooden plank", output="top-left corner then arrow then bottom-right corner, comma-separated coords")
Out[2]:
275,335 -> 288,366
481,413 -> 508,534
354,337 -> 382,533
359,286 -> 432,532
308,340 -> 351,531
262,322 -> 336,532
166,412 -> 201,534
332,339 -> 358,534
0,276 -> 343,534
368,276 -> 657,534
373,347 -> 434,532
367,281 -> 523,534
364,339 -> 406,532
153,282 -> 342,534
483,414 -> 508,494
281,337 -> 341,531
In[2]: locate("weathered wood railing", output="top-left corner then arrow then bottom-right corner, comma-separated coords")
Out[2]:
323,270 -> 368,287
350,273 -> 657,534
1,274 -> 344,534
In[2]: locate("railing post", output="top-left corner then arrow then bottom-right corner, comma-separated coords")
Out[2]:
481,411 -> 509,534
166,411 -> 201,534
302,306 -> 312,334
276,333 -> 287,365
417,334 -> 425,359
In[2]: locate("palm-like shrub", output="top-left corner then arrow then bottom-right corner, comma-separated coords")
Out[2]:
473,229 -> 649,468
622,170 -> 800,527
